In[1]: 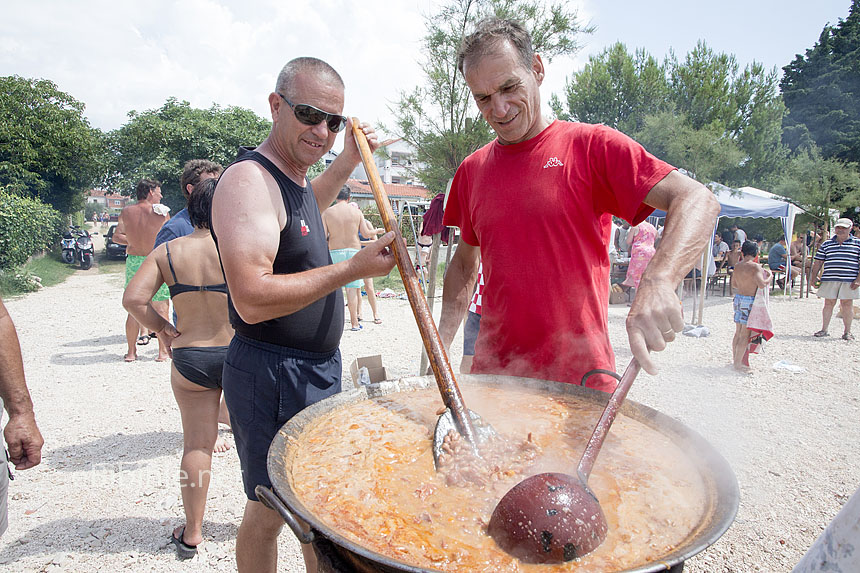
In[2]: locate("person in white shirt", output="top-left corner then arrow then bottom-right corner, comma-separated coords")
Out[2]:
731,224 -> 747,244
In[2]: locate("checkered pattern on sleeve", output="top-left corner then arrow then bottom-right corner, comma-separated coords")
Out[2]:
468,263 -> 484,315
815,236 -> 860,282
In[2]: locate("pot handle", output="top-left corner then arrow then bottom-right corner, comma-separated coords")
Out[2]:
254,486 -> 315,544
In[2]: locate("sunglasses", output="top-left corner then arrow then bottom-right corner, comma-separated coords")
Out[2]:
278,93 -> 347,133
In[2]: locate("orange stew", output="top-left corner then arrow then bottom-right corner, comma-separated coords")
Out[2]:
287,386 -> 707,571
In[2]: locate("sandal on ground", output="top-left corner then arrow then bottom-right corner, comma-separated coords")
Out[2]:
136,334 -> 151,346
813,330 -> 829,337
349,324 -> 363,331
373,318 -> 383,324
170,526 -> 197,560
842,333 -> 855,341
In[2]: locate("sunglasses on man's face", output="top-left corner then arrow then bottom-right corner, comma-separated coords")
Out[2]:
278,93 -> 347,133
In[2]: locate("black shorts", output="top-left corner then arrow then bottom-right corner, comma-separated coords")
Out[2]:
222,334 -> 341,501
462,311 -> 481,356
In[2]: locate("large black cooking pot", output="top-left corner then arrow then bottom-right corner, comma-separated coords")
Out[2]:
257,374 -> 739,573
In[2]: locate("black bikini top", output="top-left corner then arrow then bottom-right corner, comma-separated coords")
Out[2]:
166,241 -> 228,298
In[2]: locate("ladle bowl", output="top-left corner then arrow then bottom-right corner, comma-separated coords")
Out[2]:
488,471 -> 608,563
488,359 -> 640,563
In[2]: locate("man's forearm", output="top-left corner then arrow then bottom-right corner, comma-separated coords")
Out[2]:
437,252 -> 478,349
229,260 -> 364,325
0,308 -> 34,418
312,152 -> 360,211
810,261 -> 823,282
641,186 -> 719,287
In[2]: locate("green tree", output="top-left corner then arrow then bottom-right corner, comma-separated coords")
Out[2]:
551,43 -> 669,134
107,98 -> 270,211
635,110 -> 745,185
728,63 -> 788,186
0,76 -> 106,214
772,147 -> 860,223
780,0 -> 860,162
388,0 -> 592,195
666,42 -> 786,186
554,41 -> 787,187
667,41 -> 736,131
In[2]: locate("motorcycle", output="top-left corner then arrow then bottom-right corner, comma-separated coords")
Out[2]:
62,226 -> 95,270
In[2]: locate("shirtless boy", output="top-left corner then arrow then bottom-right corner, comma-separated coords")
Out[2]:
322,186 -> 365,330
730,241 -> 772,372
726,239 -> 743,269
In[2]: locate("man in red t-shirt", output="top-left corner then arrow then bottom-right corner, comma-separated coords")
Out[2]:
438,18 -> 719,391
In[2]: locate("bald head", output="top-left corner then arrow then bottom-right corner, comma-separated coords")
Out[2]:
276,57 -> 344,100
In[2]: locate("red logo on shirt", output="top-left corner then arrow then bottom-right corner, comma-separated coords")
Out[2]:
300,219 -> 309,236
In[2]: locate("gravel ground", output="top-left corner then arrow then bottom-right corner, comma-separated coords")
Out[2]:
0,245 -> 858,572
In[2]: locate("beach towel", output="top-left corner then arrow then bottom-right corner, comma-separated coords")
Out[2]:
743,288 -> 774,366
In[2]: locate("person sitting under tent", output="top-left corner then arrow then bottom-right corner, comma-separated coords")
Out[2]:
767,236 -> 800,289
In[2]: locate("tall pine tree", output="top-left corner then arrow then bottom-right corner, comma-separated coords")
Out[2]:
780,0 -> 860,162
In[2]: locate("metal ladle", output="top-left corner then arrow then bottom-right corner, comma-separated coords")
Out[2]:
488,359 -> 641,563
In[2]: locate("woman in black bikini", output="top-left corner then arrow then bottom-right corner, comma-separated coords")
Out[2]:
123,178 -> 233,559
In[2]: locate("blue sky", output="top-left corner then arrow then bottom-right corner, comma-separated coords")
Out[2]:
0,0 -> 852,139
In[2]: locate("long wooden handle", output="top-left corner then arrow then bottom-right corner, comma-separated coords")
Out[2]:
351,119 -> 478,446
577,359 -> 641,481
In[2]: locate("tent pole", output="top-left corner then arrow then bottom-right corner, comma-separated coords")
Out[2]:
445,229 -> 454,269
690,275 -> 697,324
800,227 -> 808,298
419,233 -> 443,376
698,242 -> 708,325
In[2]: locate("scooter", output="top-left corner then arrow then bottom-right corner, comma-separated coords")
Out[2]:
60,228 -> 76,264
62,226 -> 95,270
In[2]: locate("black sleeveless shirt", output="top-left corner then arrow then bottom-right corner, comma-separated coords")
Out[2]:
212,150 -> 343,352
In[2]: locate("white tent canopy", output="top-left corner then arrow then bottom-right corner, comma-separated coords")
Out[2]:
651,182 -> 802,244
649,182 -> 805,317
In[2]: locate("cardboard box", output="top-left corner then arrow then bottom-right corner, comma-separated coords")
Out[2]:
349,355 -> 388,388
609,290 -> 628,305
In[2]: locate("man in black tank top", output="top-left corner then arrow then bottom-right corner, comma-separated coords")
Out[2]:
210,57 -> 395,573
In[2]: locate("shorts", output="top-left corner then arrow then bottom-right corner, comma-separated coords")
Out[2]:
733,294 -> 755,325
172,346 -> 229,389
222,334 -> 341,501
462,311 -> 481,356
817,281 -> 860,300
125,255 -> 170,301
329,248 -> 362,288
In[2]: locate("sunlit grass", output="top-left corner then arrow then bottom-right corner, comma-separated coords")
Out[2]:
0,250 -> 76,297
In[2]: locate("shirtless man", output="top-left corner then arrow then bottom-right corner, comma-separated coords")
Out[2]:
114,179 -> 171,361
730,241 -> 772,372
322,186 -> 365,330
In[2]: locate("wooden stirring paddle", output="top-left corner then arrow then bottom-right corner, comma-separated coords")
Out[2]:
351,118 -> 495,463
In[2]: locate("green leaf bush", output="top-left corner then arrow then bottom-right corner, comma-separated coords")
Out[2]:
0,186 -> 64,270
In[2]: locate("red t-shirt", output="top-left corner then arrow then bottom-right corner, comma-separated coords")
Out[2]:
443,121 -> 674,391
